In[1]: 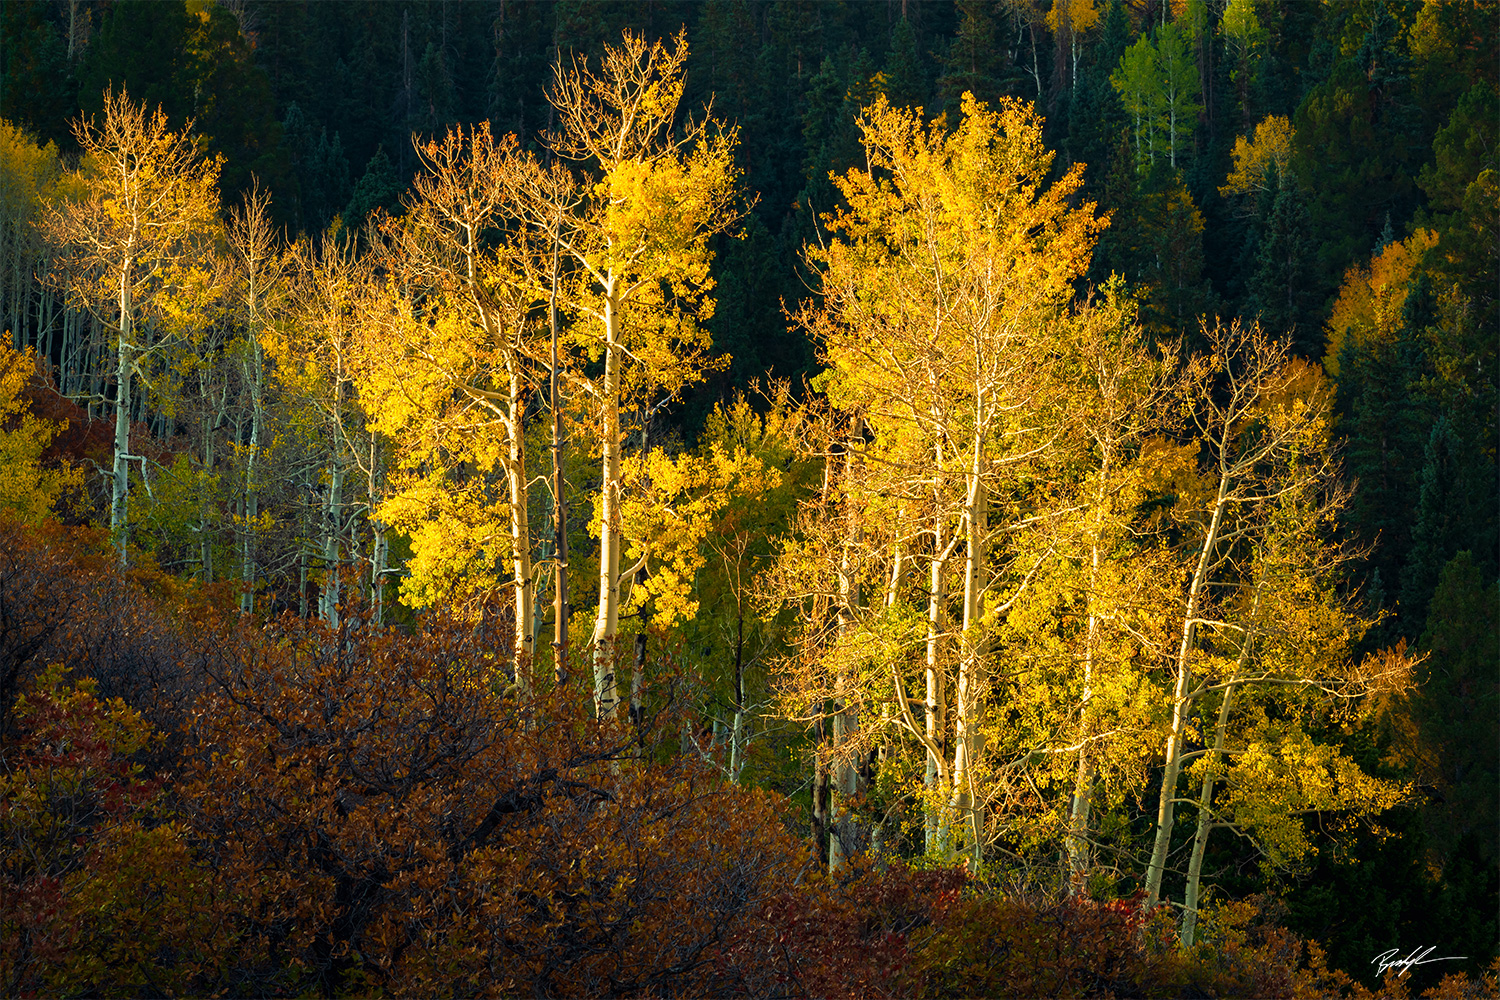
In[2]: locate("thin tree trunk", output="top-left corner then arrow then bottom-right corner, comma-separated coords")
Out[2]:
320,457 -> 343,627
950,456 -> 986,869
506,360 -> 533,695
730,603 -> 746,783
1068,457 -> 1112,895
550,220 -> 568,685
369,434 -> 388,626
591,279 -> 623,719
925,483 -> 950,854
111,264 -> 133,564
1144,470 -> 1232,908
1181,583 -> 1263,945
829,416 -> 863,871
241,326 -> 264,612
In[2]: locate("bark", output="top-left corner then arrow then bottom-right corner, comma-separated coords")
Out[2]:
506,358 -> 534,694
110,262 -> 133,564
1181,583 -> 1263,946
948,434 -> 988,870
1068,457 -> 1112,895
730,604 -> 746,783
241,326 -> 264,612
829,419 -> 865,871
319,457 -> 344,628
368,435 -> 388,626
590,279 -> 623,720
1144,469 -> 1232,908
925,483 -> 950,853
550,226 -> 568,685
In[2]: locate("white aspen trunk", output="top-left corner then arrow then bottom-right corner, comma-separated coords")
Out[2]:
1068,459 -> 1112,895
1169,86 -> 1178,169
925,488 -> 949,854
885,504 -> 904,609
200,399 -> 218,583
730,608 -> 746,783
549,224 -> 569,686
1181,584 -> 1262,945
368,435 -> 388,625
4,202 -> 15,347
1144,469 -> 1232,908
299,546 -> 309,618
110,263 -> 133,564
948,434 -> 987,869
320,458 -> 343,627
829,423 -> 861,871
506,360 -> 534,697
591,278 -> 623,720
241,330 -> 264,612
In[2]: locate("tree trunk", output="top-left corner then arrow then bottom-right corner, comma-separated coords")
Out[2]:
925,492 -> 949,853
506,361 -> 534,696
829,417 -> 863,871
730,604 -> 746,783
241,326 -> 264,612
550,229 -> 568,685
320,458 -> 344,627
591,279 -> 623,719
1181,584 -> 1262,945
111,264 -> 133,564
949,439 -> 987,870
1068,460 -> 1112,895
1144,470 -> 1232,908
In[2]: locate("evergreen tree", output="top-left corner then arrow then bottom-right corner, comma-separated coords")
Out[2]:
939,0 -> 1012,113
1065,0 -> 1130,197
878,17 -> 926,111
1245,177 -> 1318,356
1399,419 -> 1495,634
344,145 -> 398,231
0,1 -> 71,147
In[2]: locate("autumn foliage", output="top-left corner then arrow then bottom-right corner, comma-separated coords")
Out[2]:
2,514 -> 1491,998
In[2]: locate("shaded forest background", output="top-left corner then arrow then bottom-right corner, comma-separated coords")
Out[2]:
0,1 -> 1495,996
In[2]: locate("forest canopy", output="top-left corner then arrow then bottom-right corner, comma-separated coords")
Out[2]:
0,1 -> 1495,996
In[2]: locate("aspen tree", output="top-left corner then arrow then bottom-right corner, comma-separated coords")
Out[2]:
277,228 -> 372,627
790,93 -> 1106,866
507,31 -> 741,720
1048,289 -> 1181,895
359,123 -> 553,689
1172,397 -> 1410,945
43,89 -> 221,562
1141,322 -> 1407,913
0,343 -> 82,523
225,181 -> 285,613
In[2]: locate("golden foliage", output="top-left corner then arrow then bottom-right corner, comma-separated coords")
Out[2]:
1323,228 -> 1438,374
0,345 -> 80,525
1220,114 -> 1294,198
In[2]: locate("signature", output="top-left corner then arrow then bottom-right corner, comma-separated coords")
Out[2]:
1372,946 -> 1469,978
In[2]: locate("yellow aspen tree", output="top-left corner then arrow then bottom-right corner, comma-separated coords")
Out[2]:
1141,322 -> 1410,915
1046,288 -> 1183,895
42,89 -> 221,562
0,344 -> 82,523
1046,0 -> 1100,89
507,30 -> 741,720
1173,386 -> 1412,945
225,181 -> 286,613
1219,115 -> 1294,200
359,123 -> 550,690
275,228 -> 373,627
792,93 -> 1106,867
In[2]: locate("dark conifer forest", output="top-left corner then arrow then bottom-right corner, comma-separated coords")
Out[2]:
0,1 -> 1495,996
